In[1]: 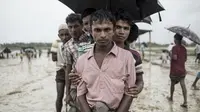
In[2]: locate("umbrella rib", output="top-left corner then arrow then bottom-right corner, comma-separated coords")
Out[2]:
187,24 -> 191,29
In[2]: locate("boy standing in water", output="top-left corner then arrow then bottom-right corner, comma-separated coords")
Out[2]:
51,24 -> 71,112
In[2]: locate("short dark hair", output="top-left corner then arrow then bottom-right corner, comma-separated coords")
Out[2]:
90,9 -> 115,26
126,23 -> 139,43
66,13 -> 83,24
174,33 -> 183,41
114,9 -> 132,26
81,8 -> 96,19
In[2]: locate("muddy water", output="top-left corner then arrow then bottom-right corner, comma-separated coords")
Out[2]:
0,56 -> 200,112
130,63 -> 200,112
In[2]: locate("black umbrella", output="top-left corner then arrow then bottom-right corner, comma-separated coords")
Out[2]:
59,0 -> 164,20
166,26 -> 200,45
3,47 -> 11,53
134,16 -> 152,24
21,47 -> 36,52
3,47 -> 11,58
136,0 -> 164,19
139,29 -> 152,35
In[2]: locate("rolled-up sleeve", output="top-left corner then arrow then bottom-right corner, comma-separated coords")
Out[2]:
77,80 -> 87,96
125,52 -> 136,89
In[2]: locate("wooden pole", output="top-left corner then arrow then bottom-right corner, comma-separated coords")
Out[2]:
138,37 -> 141,50
149,32 -> 151,62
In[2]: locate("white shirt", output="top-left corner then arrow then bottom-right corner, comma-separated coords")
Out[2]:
51,40 -> 65,71
161,52 -> 168,61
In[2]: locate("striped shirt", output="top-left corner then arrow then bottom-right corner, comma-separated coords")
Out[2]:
62,33 -> 93,66
126,48 -> 143,75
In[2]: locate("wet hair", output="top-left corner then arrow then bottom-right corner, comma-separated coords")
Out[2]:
81,8 -> 96,19
114,9 -> 132,26
174,33 -> 183,41
90,9 -> 115,26
66,13 -> 83,24
126,23 -> 139,43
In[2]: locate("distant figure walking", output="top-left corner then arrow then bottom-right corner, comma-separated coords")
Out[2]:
20,51 -> 23,62
26,51 -> 33,64
140,42 -> 147,59
47,48 -> 51,57
195,44 -> 200,63
192,72 -> 200,90
160,50 -> 168,65
39,49 -> 42,58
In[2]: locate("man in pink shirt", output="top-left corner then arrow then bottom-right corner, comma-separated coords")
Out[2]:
75,9 -> 136,112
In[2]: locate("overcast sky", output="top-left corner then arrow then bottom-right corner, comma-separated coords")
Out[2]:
0,0 -> 200,44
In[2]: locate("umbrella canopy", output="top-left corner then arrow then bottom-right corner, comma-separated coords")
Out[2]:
167,26 -> 200,45
181,39 -> 187,46
3,47 -> 11,53
134,16 -> 152,24
139,29 -> 152,35
135,22 -> 152,35
24,48 -> 34,52
136,0 -> 164,19
59,0 -> 164,20
21,47 -> 36,52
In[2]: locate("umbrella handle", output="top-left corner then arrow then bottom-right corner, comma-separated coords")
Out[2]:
158,12 -> 162,22
106,0 -> 111,10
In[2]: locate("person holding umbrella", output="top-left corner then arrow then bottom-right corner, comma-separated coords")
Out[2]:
167,34 -> 187,108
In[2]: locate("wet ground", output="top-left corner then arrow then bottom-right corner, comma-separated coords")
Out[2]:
0,54 -> 200,112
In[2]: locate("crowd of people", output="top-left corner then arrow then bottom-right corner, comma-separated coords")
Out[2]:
50,8 -> 199,112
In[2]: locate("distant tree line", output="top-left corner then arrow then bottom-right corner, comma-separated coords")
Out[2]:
0,42 -> 52,50
0,41 -> 196,50
135,42 -> 196,47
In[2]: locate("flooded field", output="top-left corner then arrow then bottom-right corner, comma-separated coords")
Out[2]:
0,54 -> 200,112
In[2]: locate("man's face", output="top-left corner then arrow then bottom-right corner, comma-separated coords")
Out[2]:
58,29 -> 71,43
113,20 -> 130,43
67,21 -> 83,39
91,20 -> 114,47
82,15 -> 91,33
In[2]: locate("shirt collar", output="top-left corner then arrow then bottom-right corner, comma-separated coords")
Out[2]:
87,42 -> 118,59
71,32 -> 89,44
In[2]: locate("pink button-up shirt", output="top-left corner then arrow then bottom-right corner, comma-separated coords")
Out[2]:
76,43 -> 136,109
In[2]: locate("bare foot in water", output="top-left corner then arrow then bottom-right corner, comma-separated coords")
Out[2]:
167,96 -> 173,102
191,85 -> 200,90
180,102 -> 188,108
